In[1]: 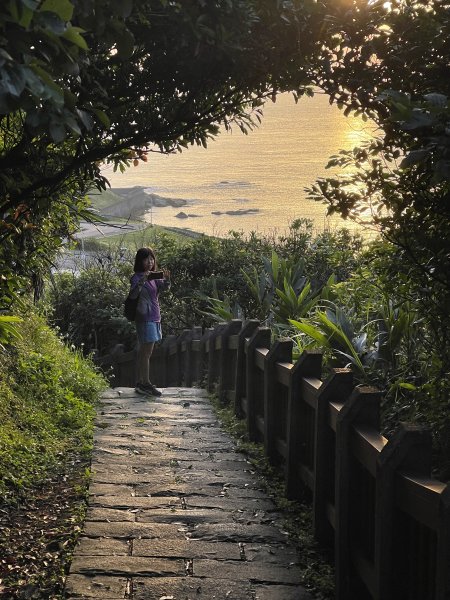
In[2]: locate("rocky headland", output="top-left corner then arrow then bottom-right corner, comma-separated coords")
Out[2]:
100,186 -> 187,218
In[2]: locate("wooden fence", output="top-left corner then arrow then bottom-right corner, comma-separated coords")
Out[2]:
97,320 -> 450,600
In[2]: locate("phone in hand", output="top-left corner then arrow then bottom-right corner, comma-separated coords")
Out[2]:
147,270 -> 164,280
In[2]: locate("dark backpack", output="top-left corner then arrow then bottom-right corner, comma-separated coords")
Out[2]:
123,295 -> 138,321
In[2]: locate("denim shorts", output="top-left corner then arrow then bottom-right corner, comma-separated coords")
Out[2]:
136,321 -> 162,344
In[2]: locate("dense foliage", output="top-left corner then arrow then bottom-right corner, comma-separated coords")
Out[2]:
48,221 -> 363,352
47,246 -> 135,355
2,1 -> 449,594
310,0 -> 450,380
0,309 -> 106,597
0,309 -> 106,500
0,0 -> 320,314
2,2 -> 448,449
2,1 -> 448,294
314,0 -> 449,238
244,242 -> 450,479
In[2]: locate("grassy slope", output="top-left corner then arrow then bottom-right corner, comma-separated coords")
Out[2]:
0,311 -> 107,596
87,188 -> 124,211
86,189 -> 200,247
0,311 -> 106,498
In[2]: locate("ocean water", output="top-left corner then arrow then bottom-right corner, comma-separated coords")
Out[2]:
103,92 -> 375,237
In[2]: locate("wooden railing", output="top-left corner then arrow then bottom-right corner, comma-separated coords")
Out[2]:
97,320 -> 450,600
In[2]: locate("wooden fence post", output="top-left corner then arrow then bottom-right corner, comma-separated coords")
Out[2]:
198,327 -> 213,389
103,344 -> 137,388
207,323 -> 226,393
218,320 -> 242,404
234,320 -> 259,418
264,338 -> 293,463
176,329 -> 192,386
160,334 -> 177,386
335,386 -> 382,600
314,368 -> 354,546
184,326 -> 203,387
285,350 -> 322,499
245,327 -> 271,442
374,424 -> 433,600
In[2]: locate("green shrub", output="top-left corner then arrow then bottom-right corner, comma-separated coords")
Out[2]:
285,240 -> 450,479
46,222 -> 364,355
0,311 -> 107,500
47,248 -> 136,355
153,223 -> 363,332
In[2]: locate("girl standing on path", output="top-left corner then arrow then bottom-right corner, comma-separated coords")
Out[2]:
129,247 -> 171,396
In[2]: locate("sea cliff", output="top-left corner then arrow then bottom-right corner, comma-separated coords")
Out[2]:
97,186 -> 187,218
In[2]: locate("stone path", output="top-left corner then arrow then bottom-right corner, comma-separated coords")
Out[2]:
65,387 -> 312,600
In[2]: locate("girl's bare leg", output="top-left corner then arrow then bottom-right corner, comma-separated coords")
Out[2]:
137,342 -> 154,385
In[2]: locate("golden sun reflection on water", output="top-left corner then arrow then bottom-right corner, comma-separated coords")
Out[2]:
105,93 -> 377,237
342,117 -> 375,150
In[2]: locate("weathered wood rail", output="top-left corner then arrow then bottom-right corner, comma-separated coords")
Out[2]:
97,320 -> 450,600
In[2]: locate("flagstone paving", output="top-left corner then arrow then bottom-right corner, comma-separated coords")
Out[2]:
64,387 -> 313,600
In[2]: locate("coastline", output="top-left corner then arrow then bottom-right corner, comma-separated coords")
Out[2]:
99,93 -> 375,237
101,186 -> 188,218
76,219 -> 205,241
87,185 -> 366,240
87,185 -> 266,237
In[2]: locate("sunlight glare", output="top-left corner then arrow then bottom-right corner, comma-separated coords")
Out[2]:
343,115 -> 375,149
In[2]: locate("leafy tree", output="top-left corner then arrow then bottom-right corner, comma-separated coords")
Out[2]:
0,0 -> 321,309
310,0 -> 449,277
310,1 -> 449,246
307,0 -> 450,387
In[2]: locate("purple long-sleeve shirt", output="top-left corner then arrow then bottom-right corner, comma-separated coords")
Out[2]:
129,272 -> 171,322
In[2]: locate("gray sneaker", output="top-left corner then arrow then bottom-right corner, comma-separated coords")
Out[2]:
136,382 -> 162,397
135,382 -> 150,395
146,383 -> 162,397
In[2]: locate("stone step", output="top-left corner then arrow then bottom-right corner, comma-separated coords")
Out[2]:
64,387 -> 313,600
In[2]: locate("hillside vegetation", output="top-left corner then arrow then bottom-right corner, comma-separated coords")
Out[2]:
80,188 -> 202,249
0,310 -> 106,499
0,310 -> 106,595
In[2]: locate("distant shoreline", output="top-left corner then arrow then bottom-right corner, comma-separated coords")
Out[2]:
89,185 -> 261,224
88,185 -> 368,240
99,186 -> 188,218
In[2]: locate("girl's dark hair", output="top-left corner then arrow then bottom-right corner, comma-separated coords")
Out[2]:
134,247 -> 157,272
